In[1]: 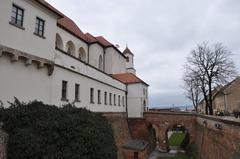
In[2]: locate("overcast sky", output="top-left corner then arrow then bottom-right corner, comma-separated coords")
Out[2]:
47,0 -> 240,108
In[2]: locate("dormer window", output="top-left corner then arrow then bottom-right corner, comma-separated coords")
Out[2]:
10,4 -> 24,28
34,17 -> 45,38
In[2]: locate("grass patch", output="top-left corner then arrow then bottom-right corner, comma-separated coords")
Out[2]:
158,153 -> 190,159
168,133 -> 186,147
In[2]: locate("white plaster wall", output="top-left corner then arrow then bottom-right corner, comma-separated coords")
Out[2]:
125,54 -> 134,69
56,27 -> 88,61
0,0 -> 58,60
89,44 -> 104,70
105,47 -> 126,74
54,49 -> 126,91
126,68 -> 136,75
51,66 -> 126,112
127,83 -> 149,118
0,55 -> 52,106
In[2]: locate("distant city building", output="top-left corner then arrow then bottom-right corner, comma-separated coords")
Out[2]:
0,0 -> 149,118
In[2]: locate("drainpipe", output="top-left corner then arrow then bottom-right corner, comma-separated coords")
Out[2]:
103,48 -> 106,72
87,44 -> 90,64
126,84 -> 128,118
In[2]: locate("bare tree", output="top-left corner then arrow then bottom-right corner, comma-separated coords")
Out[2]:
183,72 -> 201,112
184,42 -> 236,115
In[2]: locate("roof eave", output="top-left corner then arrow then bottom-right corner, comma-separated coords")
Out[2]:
106,46 -> 127,59
35,0 -> 63,18
57,23 -> 88,43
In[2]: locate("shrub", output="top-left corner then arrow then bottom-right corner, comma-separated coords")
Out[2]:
0,99 -> 117,159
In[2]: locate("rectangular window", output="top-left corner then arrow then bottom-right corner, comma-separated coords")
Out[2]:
90,88 -> 94,103
109,93 -> 112,105
114,94 -> 116,106
98,90 -> 101,104
10,4 -> 24,27
75,84 -> 80,101
34,17 -> 45,37
122,96 -> 125,107
118,95 -> 121,106
104,92 -> 107,105
61,81 -> 68,100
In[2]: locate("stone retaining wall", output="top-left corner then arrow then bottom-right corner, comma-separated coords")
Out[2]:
103,113 -> 132,159
196,115 -> 240,159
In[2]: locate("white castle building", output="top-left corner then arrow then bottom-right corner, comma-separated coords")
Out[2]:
0,0 -> 149,118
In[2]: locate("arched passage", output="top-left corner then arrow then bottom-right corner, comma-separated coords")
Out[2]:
144,112 -> 196,152
166,123 -> 189,151
66,41 -> 76,56
78,47 -> 86,62
55,33 -> 63,50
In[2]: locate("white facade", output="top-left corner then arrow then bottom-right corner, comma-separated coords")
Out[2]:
0,0 -> 58,60
127,83 -> 149,118
105,47 -> 126,74
0,0 -> 148,117
123,47 -> 136,75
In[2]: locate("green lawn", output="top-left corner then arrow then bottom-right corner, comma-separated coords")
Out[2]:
158,153 -> 190,159
168,133 -> 186,147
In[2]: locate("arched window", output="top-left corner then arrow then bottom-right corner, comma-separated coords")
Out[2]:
66,41 -> 76,55
78,47 -> 86,62
98,55 -> 103,70
55,33 -> 63,50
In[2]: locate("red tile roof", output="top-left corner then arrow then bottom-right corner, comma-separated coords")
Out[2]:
95,36 -> 113,47
112,73 -> 149,86
37,0 -> 125,53
57,17 -> 88,42
35,0 -> 63,17
85,33 -> 98,43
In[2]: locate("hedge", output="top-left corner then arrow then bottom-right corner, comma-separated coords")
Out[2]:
0,99 -> 117,159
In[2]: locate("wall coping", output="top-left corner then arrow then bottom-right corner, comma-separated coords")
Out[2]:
144,111 -> 240,127
197,114 -> 240,127
144,111 -> 197,116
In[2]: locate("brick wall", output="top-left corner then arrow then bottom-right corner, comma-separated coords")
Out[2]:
103,113 -> 132,159
196,115 -> 240,159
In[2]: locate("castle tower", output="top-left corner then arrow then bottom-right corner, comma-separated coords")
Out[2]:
123,46 -> 136,75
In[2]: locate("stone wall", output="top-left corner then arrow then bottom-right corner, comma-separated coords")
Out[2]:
103,113 -> 132,159
128,118 -> 156,155
196,115 -> 240,159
